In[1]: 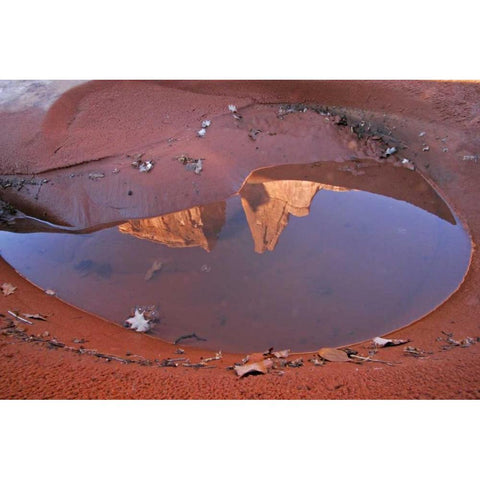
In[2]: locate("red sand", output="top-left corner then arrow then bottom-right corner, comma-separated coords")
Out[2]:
1,80 -> 479,399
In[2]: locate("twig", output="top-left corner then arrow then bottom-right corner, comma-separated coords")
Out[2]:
174,332 -> 207,344
350,354 -> 398,366
7,310 -> 33,325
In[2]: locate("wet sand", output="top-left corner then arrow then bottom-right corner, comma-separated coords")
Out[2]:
1,80 -> 480,399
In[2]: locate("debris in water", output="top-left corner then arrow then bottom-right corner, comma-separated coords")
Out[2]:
373,336 -> 410,348
124,305 -> 159,333
200,264 -> 211,273
144,259 -> 163,281
88,172 -> 105,180
178,155 -> 204,175
124,309 -> 151,332
174,332 -> 207,345
234,358 -> 273,378
1,282 -> 17,296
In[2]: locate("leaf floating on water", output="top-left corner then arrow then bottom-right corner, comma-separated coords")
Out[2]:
317,347 -> 350,362
373,336 -> 410,348
234,359 -> 273,378
144,259 -> 163,281
124,308 -> 152,332
1,283 -> 17,296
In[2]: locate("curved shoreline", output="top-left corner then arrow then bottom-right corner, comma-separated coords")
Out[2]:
1,80 -> 479,399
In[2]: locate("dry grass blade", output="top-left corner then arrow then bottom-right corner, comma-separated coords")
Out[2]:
7,310 -> 33,325
234,359 -> 273,378
317,347 -> 350,362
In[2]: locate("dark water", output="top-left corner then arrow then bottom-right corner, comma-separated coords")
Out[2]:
0,169 -> 471,352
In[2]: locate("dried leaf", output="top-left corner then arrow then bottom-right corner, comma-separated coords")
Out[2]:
1,283 -> 17,296
23,313 -> 48,322
317,347 -> 350,362
272,349 -> 290,359
373,336 -> 410,348
144,259 -> 163,281
234,359 -> 273,378
245,352 -> 266,363
45,289 -> 56,296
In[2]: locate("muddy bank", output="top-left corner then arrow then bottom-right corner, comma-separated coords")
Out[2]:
1,80 -> 480,399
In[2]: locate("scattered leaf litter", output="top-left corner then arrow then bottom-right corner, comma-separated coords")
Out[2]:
131,156 -> 154,173
88,172 -> 105,180
178,155 -> 203,175
228,104 -> 242,119
234,358 -> 273,378
22,313 -> 48,322
373,336 -> 410,348
1,282 -> 16,296
383,146 -> 397,157
317,347 -> 350,362
248,128 -> 262,141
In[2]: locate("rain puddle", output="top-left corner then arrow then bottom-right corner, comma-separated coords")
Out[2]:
0,162 -> 471,352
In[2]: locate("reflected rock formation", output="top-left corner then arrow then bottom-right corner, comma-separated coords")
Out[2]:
240,180 -> 348,253
118,202 -> 226,252
115,162 -> 456,255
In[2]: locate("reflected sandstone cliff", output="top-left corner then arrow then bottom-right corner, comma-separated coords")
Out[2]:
118,202 -> 226,252
240,180 -> 348,253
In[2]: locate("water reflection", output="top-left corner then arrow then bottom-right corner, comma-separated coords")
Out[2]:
118,202 -> 226,252
0,162 -> 470,351
115,161 -> 455,255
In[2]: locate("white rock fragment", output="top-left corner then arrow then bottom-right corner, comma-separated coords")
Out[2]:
45,289 -> 56,296
201,120 -> 211,128
124,308 -> 152,333
228,104 -> 237,113
197,128 -> 207,137
419,131 -> 426,137
422,145 -> 430,152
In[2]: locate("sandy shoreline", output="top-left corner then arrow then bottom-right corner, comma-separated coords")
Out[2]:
1,80 -> 479,399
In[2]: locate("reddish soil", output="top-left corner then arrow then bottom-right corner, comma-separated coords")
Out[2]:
1,80 -> 479,399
